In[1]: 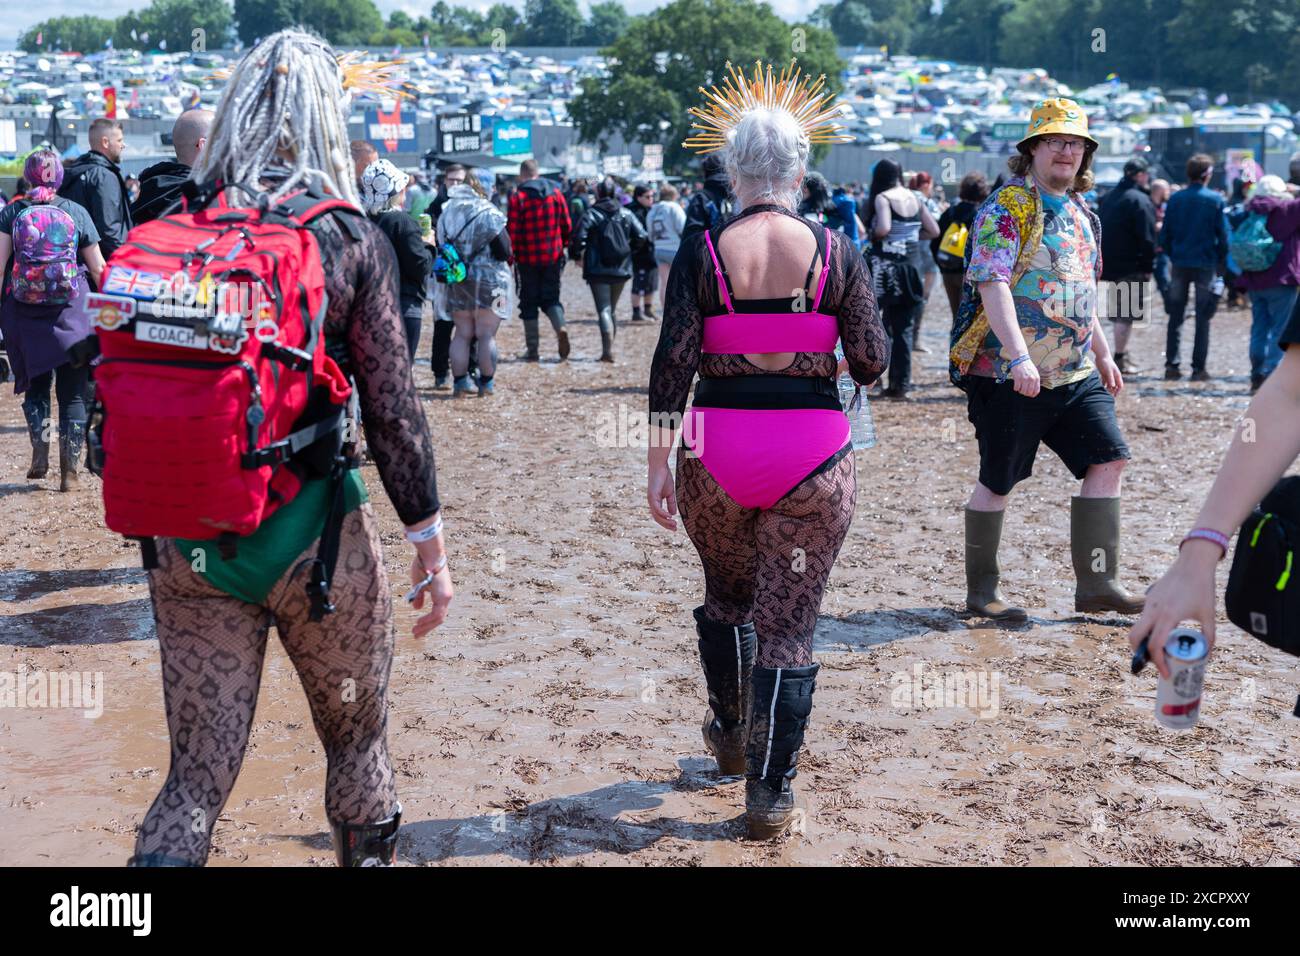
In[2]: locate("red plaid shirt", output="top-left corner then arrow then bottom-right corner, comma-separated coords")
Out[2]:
508,183 -> 572,266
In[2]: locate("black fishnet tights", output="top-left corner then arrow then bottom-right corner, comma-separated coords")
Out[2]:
676,446 -> 857,668
134,505 -> 397,864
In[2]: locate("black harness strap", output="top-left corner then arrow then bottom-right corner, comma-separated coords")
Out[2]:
305,455 -> 355,621
135,537 -> 159,570
241,407 -> 347,469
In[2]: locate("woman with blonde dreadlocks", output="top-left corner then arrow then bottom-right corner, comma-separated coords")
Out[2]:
129,30 -> 452,867
647,63 -> 887,838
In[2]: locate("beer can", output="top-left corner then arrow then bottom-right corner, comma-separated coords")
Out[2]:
1155,627 -> 1208,729
418,213 -> 433,236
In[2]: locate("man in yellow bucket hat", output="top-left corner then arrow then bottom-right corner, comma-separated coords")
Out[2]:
949,97 -> 1145,622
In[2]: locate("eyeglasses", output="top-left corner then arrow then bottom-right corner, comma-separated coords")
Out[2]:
1041,137 -> 1092,154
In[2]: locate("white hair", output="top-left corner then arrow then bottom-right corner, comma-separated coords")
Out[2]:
722,107 -> 809,210
194,29 -> 358,207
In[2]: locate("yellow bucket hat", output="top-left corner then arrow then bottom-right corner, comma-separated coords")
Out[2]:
1019,97 -> 1098,150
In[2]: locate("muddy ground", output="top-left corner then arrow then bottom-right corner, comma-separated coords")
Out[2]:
2,269 -> 1299,867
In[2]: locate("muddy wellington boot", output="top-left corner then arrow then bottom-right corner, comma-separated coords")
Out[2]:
332,803 -> 402,867
964,507 -> 1028,623
59,421 -> 85,492
598,311 -> 615,363
521,318 -> 541,361
23,397 -> 50,479
694,607 -> 757,776
1071,496 -> 1146,615
543,304 -> 570,360
745,663 -> 819,840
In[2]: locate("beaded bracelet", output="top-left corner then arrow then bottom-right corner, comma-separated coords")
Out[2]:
1180,527 -> 1230,559
1007,354 -> 1031,372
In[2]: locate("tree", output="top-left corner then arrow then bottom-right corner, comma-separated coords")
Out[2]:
912,0 -> 1013,68
233,0 -> 382,46
568,0 -> 844,172
233,0 -> 293,45
825,0 -> 922,51
114,0 -> 233,52
998,0 -> 1083,75
483,3 -> 522,43
521,0 -> 585,46
585,1 -> 630,46
19,16 -> 118,53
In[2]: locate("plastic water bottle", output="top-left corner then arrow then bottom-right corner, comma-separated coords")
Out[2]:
835,343 -> 876,450
839,374 -> 877,450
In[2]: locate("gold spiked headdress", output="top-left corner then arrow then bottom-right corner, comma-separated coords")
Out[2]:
210,52 -> 413,99
683,59 -> 852,154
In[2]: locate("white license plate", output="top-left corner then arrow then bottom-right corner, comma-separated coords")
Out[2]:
134,321 -> 209,350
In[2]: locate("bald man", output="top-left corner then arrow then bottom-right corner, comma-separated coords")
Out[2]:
132,109 -> 215,224
351,140 -> 378,188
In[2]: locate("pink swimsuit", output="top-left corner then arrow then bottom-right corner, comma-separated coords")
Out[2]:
683,223 -> 850,510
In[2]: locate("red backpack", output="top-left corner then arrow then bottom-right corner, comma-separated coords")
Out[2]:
87,184 -> 361,616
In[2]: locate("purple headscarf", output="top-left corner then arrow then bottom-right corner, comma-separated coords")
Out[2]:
23,149 -> 64,203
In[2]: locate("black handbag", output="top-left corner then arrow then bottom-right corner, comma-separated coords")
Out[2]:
1225,476 -> 1300,715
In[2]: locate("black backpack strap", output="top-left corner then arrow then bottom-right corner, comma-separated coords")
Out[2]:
305,455 -> 355,621
269,191 -> 366,240
135,537 -> 159,570
242,406 -> 346,469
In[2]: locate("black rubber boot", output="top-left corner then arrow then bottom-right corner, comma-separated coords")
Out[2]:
127,852 -> 200,866
964,507 -> 1028,623
543,304 -> 570,360
522,318 -> 540,361
1071,496 -> 1146,615
694,606 -> 756,776
60,420 -> 84,493
331,803 -> 401,866
745,664 -> 819,840
22,394 -> 50,479
598,312 -> 615,363
632,305 -> 644,322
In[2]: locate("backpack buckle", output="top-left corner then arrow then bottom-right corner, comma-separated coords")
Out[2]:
261,341 -> 313,372
305,558 -> 335,621
241,440 -> 293,469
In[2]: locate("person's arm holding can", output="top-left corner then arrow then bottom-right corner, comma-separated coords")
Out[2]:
1128,346 -> 1300,676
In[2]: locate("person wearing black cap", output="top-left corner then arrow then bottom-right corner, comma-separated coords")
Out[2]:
1098,156 -> 1156,374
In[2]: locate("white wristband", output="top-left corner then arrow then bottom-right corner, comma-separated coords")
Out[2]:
405,515 -> 443,543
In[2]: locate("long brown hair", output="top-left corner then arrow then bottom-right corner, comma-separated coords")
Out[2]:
1008,136 -> 1095,193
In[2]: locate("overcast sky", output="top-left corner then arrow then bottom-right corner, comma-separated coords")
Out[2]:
2,0 -> 820,48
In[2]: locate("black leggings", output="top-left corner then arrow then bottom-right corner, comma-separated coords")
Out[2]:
135,505 -> 396,864
590,280 -> 627,335
676,447 -> 857,668
22,362 -> 89,437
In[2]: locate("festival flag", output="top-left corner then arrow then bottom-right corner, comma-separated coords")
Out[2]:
103,87 -> 117,118
36,30 -> 42,46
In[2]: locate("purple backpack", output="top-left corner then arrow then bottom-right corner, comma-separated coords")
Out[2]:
11,201 -> 79,305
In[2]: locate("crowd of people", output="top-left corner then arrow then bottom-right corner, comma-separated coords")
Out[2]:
4,38 -> 1300,864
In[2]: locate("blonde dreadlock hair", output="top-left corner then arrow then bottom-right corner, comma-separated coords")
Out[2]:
194,29 -> 358,207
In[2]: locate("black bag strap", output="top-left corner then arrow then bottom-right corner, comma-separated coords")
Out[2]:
241,406 -> 346,469
305,455 -> 355,621
443,208 -> 491,262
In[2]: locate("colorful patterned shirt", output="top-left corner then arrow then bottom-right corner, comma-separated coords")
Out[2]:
949,175 -> 1104,389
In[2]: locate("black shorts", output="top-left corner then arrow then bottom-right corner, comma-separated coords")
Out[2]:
965,370 -> 1131,495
